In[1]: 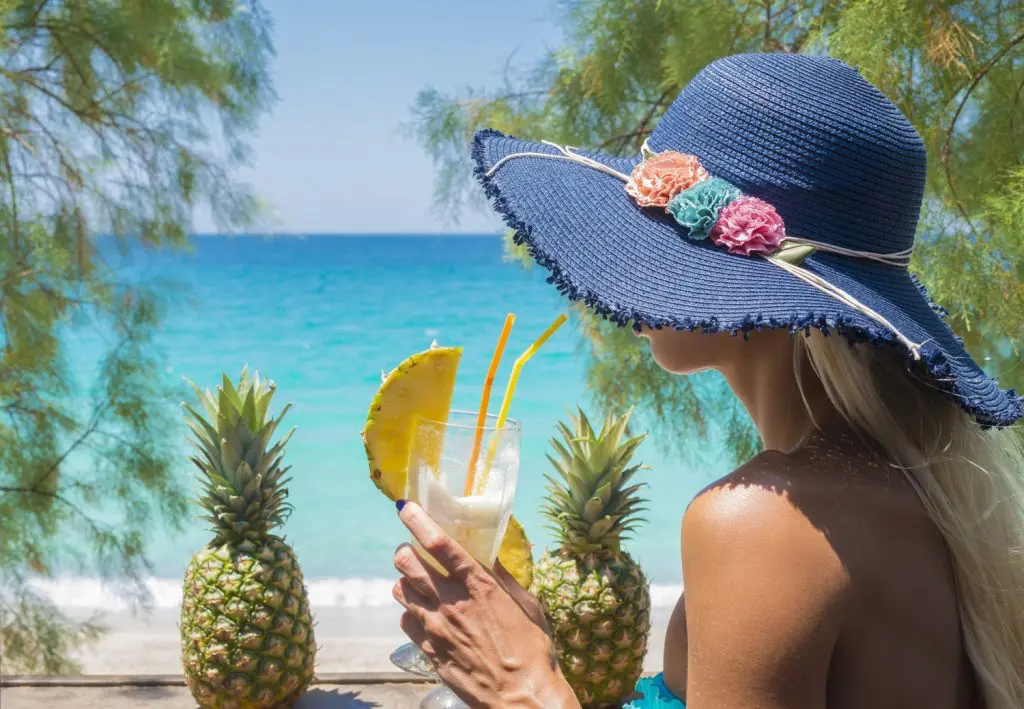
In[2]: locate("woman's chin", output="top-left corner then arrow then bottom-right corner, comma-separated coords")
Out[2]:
640,330 -> 718,374
658,359 -> 713,376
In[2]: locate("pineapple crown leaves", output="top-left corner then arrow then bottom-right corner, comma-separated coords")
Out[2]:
542,407 -> 650,556
182,366 -> 296,543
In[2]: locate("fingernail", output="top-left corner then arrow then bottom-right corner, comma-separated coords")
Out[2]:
396,499 -> 407,512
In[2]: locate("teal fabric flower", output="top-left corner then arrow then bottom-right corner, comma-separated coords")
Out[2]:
666,177 -> 742,240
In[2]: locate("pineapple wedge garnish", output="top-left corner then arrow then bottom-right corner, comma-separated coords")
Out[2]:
497,515 -> 533,589
362,344 -> 462,501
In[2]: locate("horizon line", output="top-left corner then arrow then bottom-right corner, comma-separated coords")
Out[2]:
189,230 -> 506,237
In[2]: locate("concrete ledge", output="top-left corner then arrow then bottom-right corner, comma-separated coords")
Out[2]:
1,672 -> 425,687
0,678 -> 437,708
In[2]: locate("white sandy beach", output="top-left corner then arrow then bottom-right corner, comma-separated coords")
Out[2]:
70,604 -> 673,675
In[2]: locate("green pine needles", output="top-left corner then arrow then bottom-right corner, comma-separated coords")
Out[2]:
0,0 -> 274,673
412,0 -> 1024,465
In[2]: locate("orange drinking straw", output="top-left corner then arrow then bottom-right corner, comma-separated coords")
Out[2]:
476,313 -> 568,492
464,313 -> 515,495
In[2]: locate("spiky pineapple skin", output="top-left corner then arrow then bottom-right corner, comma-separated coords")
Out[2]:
532,549 -> 650,708
181,536 -> 315,709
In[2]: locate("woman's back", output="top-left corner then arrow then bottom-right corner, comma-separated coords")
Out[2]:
789,436 -> 977,709
671,433 -> 981,709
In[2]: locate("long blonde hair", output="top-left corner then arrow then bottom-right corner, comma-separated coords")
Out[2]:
795,330 -> 1024,709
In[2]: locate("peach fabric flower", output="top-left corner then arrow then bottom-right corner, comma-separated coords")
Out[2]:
625,152 -> 708,208
709,195 -> 787,256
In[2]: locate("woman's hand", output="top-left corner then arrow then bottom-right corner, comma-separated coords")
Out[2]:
392,501 -> 580,709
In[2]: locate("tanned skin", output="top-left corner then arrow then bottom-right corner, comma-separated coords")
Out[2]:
392,327 -> 980,709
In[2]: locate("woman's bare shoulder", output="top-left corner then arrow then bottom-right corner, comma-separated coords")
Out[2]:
681,450 -> 852,706
687,435 -> 895,533
683,447 -> 852,597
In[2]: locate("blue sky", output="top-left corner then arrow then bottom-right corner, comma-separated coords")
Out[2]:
197,1 -> 563,235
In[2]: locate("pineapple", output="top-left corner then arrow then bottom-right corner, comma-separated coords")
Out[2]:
498,515 -> 534,589
180,369 -> 316,709
363,344 -> 462,501
531,408 -> 651,708
362,343 -> 534,587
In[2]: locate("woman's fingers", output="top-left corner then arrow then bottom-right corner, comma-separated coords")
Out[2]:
392,577 -> 436,615
493,559 -> 527,599
400,608 -> 456,662
393,542 -> 443,599
399,610 -> 435,656
493,560 -> 551,634
398,502 -> 478,581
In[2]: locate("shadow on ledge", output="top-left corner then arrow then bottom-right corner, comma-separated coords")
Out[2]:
296,688 -> 379,708
115,685 -> 178,701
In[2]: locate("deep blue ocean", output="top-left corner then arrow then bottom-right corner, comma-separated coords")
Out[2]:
57,235 -> 724,609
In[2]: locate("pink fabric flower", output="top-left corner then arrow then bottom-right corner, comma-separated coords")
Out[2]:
625,152 -> 708,208
709,196 -> 787,256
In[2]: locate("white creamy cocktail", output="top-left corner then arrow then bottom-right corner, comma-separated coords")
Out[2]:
414,471 -> 514,572
392,411 -> 521,709
407,412 -> 519,571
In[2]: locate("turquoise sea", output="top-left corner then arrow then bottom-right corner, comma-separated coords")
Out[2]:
55,235 -> 725,609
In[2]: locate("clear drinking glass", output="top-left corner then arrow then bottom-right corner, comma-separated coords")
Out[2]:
390,410 -> 521,709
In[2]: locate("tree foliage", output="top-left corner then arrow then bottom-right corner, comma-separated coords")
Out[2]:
0,0 -> 274,673
413,0 -> 1023,462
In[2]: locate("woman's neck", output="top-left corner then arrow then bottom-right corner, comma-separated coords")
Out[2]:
717,330 -> 838,453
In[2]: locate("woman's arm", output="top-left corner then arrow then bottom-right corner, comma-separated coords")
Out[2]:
662,591 -> 688,700
393,502 -> 581,709
682,473 -> 848,709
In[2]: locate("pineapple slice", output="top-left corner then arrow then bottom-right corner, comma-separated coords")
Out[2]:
362,343 -> 534,585
498,516 -> 534,589
362,345 -> 462,500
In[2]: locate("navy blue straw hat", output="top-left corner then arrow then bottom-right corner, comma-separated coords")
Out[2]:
472,53 -> 1022,428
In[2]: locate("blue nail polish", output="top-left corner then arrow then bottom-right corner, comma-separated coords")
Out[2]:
396,499 -> 407,512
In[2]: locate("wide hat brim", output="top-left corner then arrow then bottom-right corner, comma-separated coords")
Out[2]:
472,129 -> 1022,428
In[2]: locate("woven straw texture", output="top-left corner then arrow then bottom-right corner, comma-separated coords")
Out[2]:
472,53 -> 1022,427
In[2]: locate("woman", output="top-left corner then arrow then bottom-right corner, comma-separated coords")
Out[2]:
392,53 -> 1024,708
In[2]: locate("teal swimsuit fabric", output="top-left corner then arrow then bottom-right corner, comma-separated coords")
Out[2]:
624,673 -> 686,708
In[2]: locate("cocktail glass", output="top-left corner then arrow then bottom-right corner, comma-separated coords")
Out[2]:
390,410 -> 521,709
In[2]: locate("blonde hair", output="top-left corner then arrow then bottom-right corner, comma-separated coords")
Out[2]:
795,330 -> 1024,709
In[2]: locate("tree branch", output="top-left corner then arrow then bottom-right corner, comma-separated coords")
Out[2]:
35,17 -> 133,92
455,89 -> 547,109
599,86 -> 674,155
940,30 -> 1024,236
597,128 -> 653,151
1009,72 -> 1024,134
0,485 -> 111,542
730,4 -> 758,52
13,402 -> 111,493
16,0 -> 53,31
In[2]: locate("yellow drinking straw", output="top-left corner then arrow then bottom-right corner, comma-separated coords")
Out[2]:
464,313 -> 516,496
476,313 -> 568,492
